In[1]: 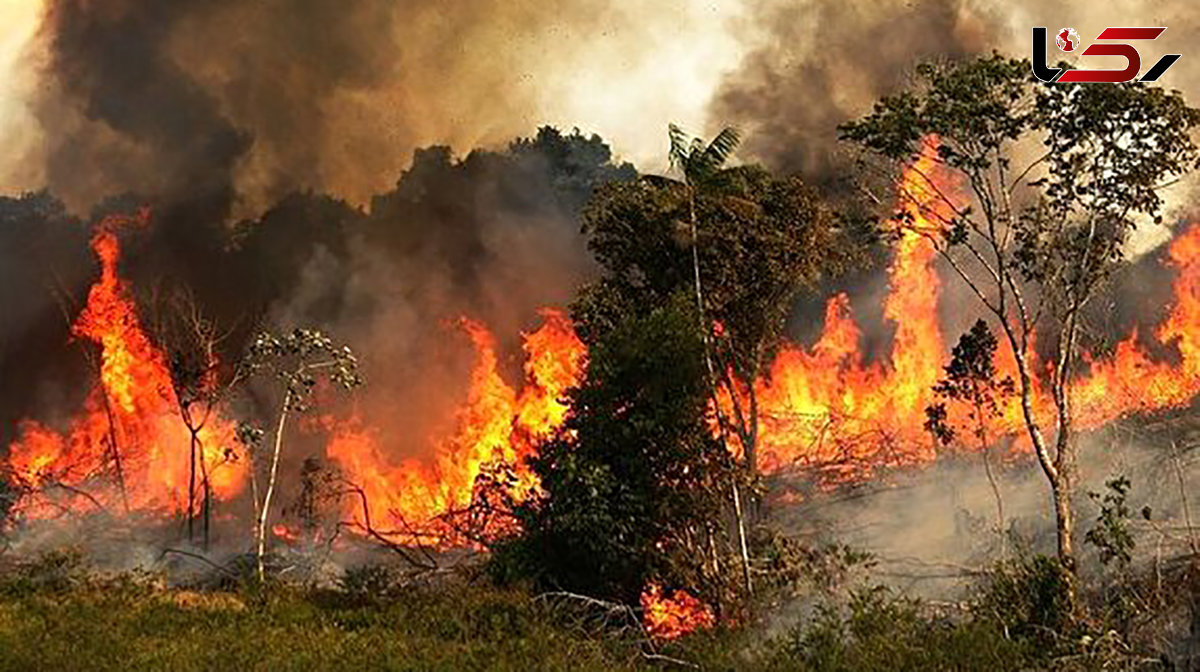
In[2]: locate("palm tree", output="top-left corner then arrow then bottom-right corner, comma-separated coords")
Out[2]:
651,124 -> 753,595
663,123 -> 741,355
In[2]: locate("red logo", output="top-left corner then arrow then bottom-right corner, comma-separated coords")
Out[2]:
1032,27 -> 1180,83
1056,28 -> 1079,52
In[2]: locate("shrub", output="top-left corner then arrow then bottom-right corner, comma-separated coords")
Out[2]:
492,297 -> 743,609
975,554 -> 1076,644
766,586 -> 1029,671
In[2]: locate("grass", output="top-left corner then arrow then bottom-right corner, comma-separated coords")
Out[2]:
0,550 -> 1184,671
0,574 -> 648,671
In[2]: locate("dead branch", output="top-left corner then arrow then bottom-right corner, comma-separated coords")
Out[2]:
158,548 -> 237,577
337,483 -> 437,571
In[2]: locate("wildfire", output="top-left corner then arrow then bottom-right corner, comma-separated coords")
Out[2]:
751,138 -> 1200,480
640,583 -> 716,640
326,308 -> 586,541
6,135 -> 1200,639
6,212 -> 246,518
750,141 -> 950,479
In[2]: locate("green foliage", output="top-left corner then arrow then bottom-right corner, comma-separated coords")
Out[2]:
975,554 -> 1076,644
763,587 -> 1030,671
841,53 -> 1200,321
667,123 -> 742,187
1085,476 -> 1138,567
0,549 -> 89,597
576,160 -> 846,405
337,564 -> 400,605
493,297 -> 741,606
751,530 -> 876,603
0,578 -> 648,672
243,328 -> 362,412
925,319 -> 1014,446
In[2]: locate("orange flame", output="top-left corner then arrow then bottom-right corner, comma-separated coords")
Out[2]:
327,308 -> 586,541
753,137 -> 1200,480
6,213 -> 246,517
640,583 -> 716,639
750,140 -> 949,479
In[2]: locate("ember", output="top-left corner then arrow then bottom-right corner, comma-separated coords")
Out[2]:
640,583 -> 716,640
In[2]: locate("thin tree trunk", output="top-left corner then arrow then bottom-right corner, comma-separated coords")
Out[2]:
199,441 -> 212,551
98,388 -> 129,513
980,439 -> 1005,555
687,187 -> 753,597
999,320 -> 1075,607
187,425 -> 197,543
971,388 -> 1005,554
256,391 -> 291,583
731,479 -> 753,596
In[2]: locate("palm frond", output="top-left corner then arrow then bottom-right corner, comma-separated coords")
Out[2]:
668,123 -> 691,173
702,127 -> 741,170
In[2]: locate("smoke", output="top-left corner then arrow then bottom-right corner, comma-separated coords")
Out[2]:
2,0 -> 745,217
260,130 -> 635,462
710,0 -> 991,187
711,0 -> 1200,254
772,409 -> 1200,601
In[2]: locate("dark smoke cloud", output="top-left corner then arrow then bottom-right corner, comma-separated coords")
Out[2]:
39,0 -> 249,223
32,0 -> 653,219
711,0 -> 992,185
0,192 -> 92,447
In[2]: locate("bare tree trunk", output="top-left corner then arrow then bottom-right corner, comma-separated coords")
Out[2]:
731,479 -> 753,597
256,392 -> 291,583
199,440 -> 212,551
971,388 -> 1005,554
980,439 -> 1006,555
687,187 -> 753,598
1051,476 -> 1075,572
1001,321 -> 1076,592
98,388 -> 129,513
187,425 -> 197,543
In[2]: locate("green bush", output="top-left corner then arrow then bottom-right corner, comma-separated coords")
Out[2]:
492,297 -> 741,608
756,587 -> 1030,672
975,554 -> 1076,645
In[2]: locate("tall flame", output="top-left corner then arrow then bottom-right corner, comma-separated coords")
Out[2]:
753,138 -> 1200,479
751,141 -> 949,479
7,213 -> 245,517
327,308 -> 586,538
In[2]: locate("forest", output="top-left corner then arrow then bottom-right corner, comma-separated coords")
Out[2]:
2,4 -> 1200,668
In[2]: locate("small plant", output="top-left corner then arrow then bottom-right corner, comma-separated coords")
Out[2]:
1085,476 -> 1138,568
0,549 -> 88,596
239,328 -> 362,582
338,564 -> 398,603
975,554 -> 1076,643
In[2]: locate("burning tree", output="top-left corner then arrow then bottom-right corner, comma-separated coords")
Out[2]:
153,289 -> 246,549
576,126 -> 850,480
925,319 -> 1015,549
840,55 -> 1200,589
239,328 -> 361,582
496,297 -> 743,614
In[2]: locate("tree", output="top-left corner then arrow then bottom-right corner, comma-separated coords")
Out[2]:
494,297 -> 745,610
925,319 -> 1014,550
840,55 -> 1200,587
151,288 -> 246,550
240,328 -> 361,582
576,127 -> 849,478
